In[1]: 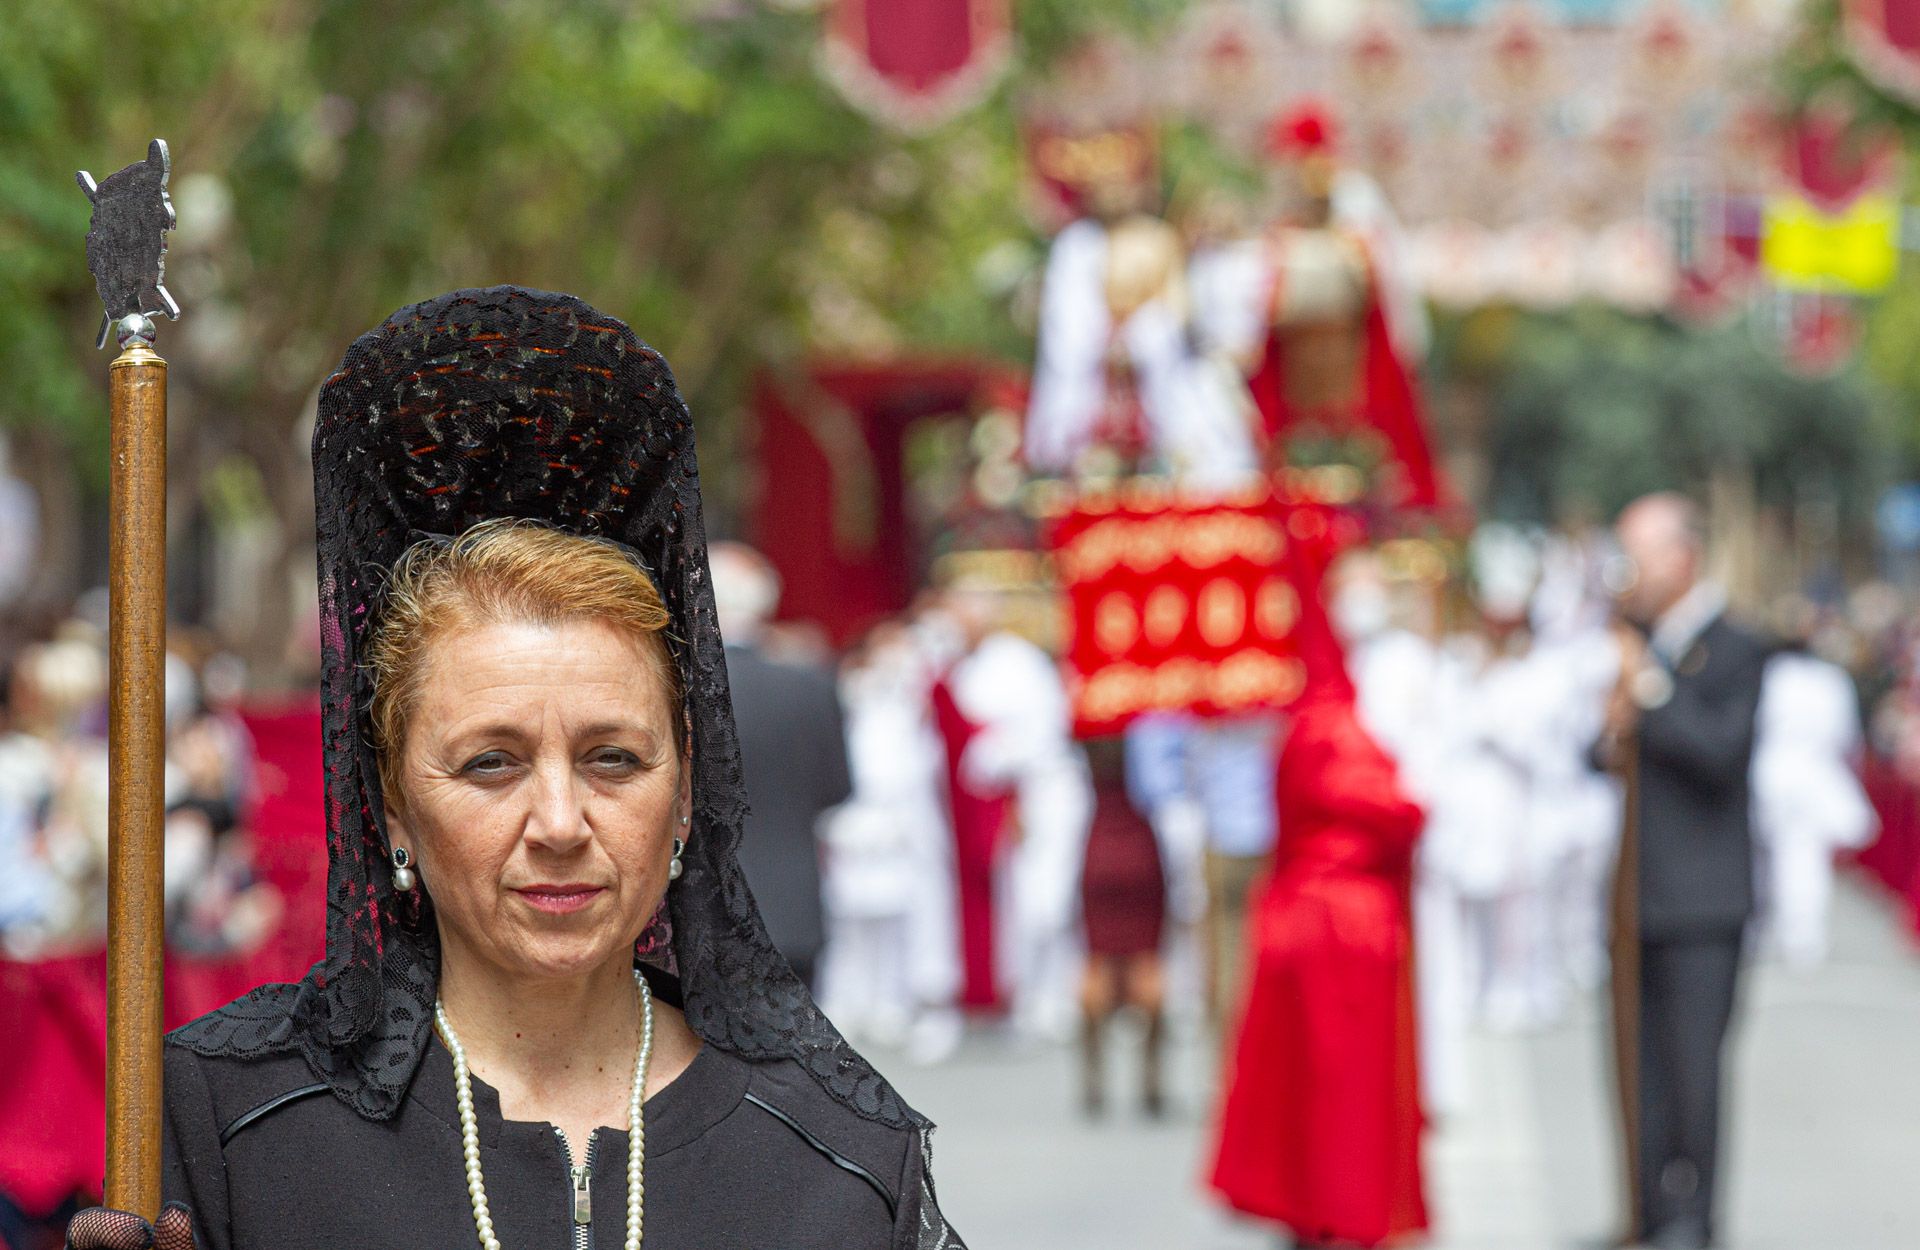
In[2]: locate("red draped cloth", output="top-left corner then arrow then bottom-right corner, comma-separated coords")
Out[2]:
1859,755 -> 1920,940
1209,688 -> 1429,1247
749,360 -> 1019,649
0,951 -> 108,1219
928,677 -> 1010,1010
0,701 -> 327,1220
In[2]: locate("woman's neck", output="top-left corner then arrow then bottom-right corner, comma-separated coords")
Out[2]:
437,942 -> 639,1099
432,934 -> 704,1146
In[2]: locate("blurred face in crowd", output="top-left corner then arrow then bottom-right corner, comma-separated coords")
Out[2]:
1614,496 -> 1702,627
942,583 -> 1002,646
1329,551 -> 1391,646
387,617 -> 687,986
709,541 -> 780,647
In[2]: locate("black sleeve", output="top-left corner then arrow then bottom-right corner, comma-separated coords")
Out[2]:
891,1126 -> 966,1250
161,1047 -> 233,1250
1636,636 -> 1765,794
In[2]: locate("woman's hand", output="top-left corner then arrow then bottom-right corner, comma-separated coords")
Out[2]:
66,1202 -> 198,1250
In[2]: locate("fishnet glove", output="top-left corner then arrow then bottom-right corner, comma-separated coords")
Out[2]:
66,1202 -> 198,1250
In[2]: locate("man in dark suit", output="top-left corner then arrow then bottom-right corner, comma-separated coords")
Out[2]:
711,543 -> 852,989
1602,494 -> 1769,1250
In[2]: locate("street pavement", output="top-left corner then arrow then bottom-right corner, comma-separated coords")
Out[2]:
870,876 -> 1920,1249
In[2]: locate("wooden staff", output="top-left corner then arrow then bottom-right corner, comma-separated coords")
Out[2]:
105,319 -> 168,1216
1602,619 -> 1646,1245
79,139 -> 182,1219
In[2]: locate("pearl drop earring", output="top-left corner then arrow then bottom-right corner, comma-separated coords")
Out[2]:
668,836 -> 685,881
391,846 -> 416,892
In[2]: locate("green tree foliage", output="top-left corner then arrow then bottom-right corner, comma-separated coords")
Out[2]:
1,0 -> 1177,649
1436,305 -> 1893,528
1,3 -> 962,478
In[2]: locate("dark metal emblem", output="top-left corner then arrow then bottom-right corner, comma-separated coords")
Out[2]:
77,138 -> 182,349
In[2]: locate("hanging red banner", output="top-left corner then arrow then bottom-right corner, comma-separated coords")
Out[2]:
1048,484 -> 1325,738
822,0 -> 1011,132
1846,0 -> 1920,106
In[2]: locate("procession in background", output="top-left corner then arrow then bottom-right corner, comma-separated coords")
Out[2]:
8,1 -> 1920,1248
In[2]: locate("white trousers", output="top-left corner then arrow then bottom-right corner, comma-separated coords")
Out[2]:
1414,875 -> 1472,1119
818,913 -> 914,1043
1763,837 -> 1838,968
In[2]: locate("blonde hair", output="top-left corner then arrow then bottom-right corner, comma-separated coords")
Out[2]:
366,519 -> 683,810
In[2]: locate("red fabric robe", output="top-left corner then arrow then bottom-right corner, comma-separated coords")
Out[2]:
929,676 -> 1011,1009
1209,686 -> 1429,1246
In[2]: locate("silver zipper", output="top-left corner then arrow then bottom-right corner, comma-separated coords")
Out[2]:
554,1126 -> 597,1250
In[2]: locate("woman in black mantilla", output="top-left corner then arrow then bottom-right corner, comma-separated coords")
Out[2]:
66,288 -> 964,1250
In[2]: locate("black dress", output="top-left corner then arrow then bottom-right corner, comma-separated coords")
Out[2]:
162,1036 -> 916,1249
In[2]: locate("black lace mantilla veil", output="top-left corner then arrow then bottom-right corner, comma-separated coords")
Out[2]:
171,286 -> 962,1248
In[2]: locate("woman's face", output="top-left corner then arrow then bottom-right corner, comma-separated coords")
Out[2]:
388,617 -> 684,985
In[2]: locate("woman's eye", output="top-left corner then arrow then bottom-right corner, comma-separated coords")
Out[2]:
589,748 -> 640,771
461,752 -> 512,777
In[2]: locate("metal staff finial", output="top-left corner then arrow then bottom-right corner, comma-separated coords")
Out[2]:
78,137 -> 182,350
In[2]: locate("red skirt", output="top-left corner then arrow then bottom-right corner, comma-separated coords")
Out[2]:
1079,785 -> 1165,957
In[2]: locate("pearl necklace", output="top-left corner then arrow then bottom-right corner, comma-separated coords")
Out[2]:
434,969 -> 654,1250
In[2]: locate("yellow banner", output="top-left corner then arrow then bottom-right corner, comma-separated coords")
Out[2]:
1761,193 -> 1900,293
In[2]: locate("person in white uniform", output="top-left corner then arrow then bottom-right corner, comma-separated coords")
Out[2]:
1527,532 -> 1626,993
1751,646 -> 1876,967
1427,529 -> 1568,1032
945,586 -> 1095,1043
817,621 -> 963,1051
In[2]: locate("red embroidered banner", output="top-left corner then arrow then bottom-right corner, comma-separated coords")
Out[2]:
1049,484 -> 1323,737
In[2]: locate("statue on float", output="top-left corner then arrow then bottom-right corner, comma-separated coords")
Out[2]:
1022,125 -> 1259,490
1243,103 -> 1442,509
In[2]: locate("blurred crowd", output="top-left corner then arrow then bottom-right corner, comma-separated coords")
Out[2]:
1340,521 -> 1887,1129
703,522 -> 1914,1131
0,614 -> 277,965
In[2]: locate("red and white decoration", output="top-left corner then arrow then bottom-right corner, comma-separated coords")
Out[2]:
1025,2 -> 1800,316
821,0 -> 1011,131
1846,0 -> 1920,107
